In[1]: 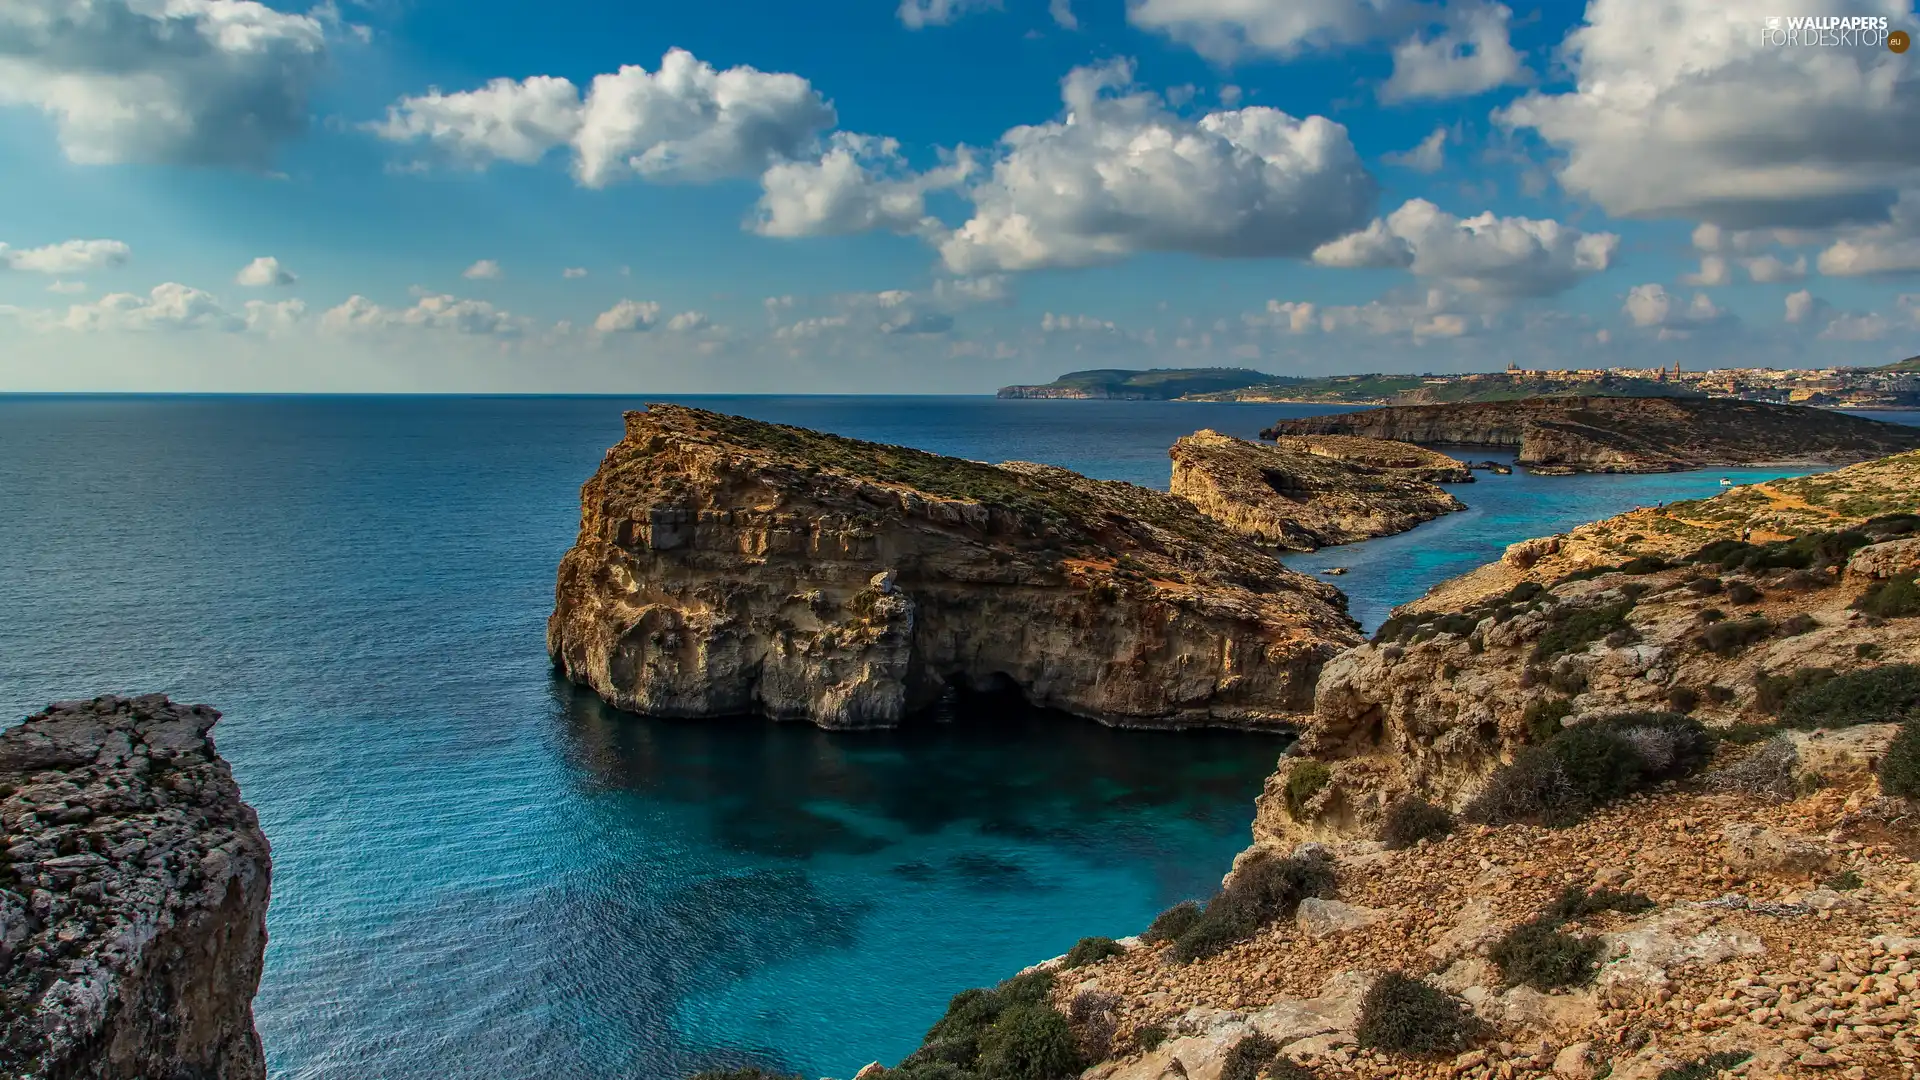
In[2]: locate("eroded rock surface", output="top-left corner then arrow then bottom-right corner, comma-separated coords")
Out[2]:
1263,397 -> 1920,475
548,405 -> 1361,729
0,695 -> 271,1080
1169,430 -> 1466,551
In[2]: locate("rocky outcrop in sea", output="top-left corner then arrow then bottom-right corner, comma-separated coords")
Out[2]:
548,405 -> 1361,730
1169,430 -> 1467,551
0,695 -> 271,1080
1264,396 -> 1920,474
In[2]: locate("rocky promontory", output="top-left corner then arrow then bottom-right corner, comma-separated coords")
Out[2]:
548,405 -> 1361,730
1169,430 -> 1468,551
1264,397 -> 1920,474
0,695 -> 271,1080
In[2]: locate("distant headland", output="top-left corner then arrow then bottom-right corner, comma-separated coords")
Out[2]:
998,358 -> 1920,409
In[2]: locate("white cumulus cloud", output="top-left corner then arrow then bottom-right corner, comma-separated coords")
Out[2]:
373,49 -> 836,188
753,134 -> 973,239
562,267 -> 588,279
56,283 -> 243,332
897,0 -> 1001,29
463,259 -> 503,280
0,0 -> 330,167
1,239 -> 131,274
937,59 -> 1376,274
1379,3 -> 1527,103
321,294 -> 527,336
1624,283 -> 1727,337
1311,198 -> 1618,297
593,299 -> 661,333
1497,0 -> 1920,229
235,256 -> 296,287
1383,128 -> 1446,173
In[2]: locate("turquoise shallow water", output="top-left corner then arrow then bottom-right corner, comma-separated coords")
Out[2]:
0,395 -> 1912,1079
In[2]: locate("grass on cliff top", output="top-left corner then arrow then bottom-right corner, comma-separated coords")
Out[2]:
643,404 -> 1088,523
637,405 -> 1286,567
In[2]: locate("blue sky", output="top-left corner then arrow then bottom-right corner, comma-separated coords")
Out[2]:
2,0 -> 1918,392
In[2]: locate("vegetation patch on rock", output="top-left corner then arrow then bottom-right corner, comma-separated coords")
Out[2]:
1354,973 -> 1481,1056
1168,850 -> 1335,963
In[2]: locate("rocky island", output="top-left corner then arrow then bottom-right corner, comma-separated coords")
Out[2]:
1169,431 -> 1469,551
997,368 -> 1290,400
831,450 -> 1920,1080
0,695 -> 271,1080
548,405 -> 1361,730
1264,397 -> 1920,474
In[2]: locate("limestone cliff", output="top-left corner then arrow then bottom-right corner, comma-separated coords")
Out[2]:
1168,430 -> 1467,551
1263,397 -> 1920,474
548,405 -> 1361,730
1258,457 -> 1920,848
0,695 -> 271,1080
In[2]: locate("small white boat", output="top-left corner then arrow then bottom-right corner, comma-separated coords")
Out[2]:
1719,478 -> 1734,487
1320,567 -> 1350,576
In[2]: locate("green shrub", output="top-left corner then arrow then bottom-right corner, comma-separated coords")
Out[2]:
1685,574 -> 1723,595
1717,721 -> 1782,745
1141,901 -> 1202,944
1656,1050 -> 1752,1080
1267,1059 -> 1317,1080
1547,885 -> 1654,921
1525,698 -> 1574,742
1859,642 -> 1885,660
1756,667 -> 1835,713
1380,796 -> 1454,850
1855,573 -> 1920,618
1507,581 -> 1545,602
1701,615 -> 1772,657
1355,973 -> 1480,1056
1532,602 -> 1635,663
1133,1025 -> 1167,1052
1219,1033 -> 1280,1080
1882,717 -> 1920,799
1170,851 -> 1334,963
1726,581 -> 1761,605
1464,715 -> 1710,827
1665,685 -> 1700,714
1780,664 -> 1920,727
1699,607 -> 1726,624
976,1004 -> 1082,1080
1062,937 -> 1123,969
1489,917 -> 1606,990
1549,665 -> 1591,695
1780,613 -> 1819,636
1284,760 -> 1332,821
912,972 -> 1060,1070
1823,869 -> 1864,891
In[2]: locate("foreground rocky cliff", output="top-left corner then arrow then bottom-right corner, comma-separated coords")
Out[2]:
1169,431 -> 1467,551
0,695 -> 271,1080
549,405 -> 1360,730
1265,397 -> 1920,474
826,451 -> 1920,1080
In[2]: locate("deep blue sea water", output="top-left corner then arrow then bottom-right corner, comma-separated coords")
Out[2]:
0,395 -> 1913,1080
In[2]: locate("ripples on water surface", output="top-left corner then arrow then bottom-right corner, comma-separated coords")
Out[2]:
0,395 -> 1912,1078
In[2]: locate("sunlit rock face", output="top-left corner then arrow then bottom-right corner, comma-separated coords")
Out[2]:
548,405 -> 1361,730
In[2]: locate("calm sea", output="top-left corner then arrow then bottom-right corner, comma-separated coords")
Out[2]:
0,395 -> 1912,1080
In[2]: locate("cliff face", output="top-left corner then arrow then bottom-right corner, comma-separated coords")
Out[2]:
548,405 -> 1361,730
1257,465 -> 1920,847
1168,430 -> 1466,551
1263,397 -> 1920,474
0,695 -> 271,1080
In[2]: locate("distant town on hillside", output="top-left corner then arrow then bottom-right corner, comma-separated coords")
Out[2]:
995,357 -> 1920,409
